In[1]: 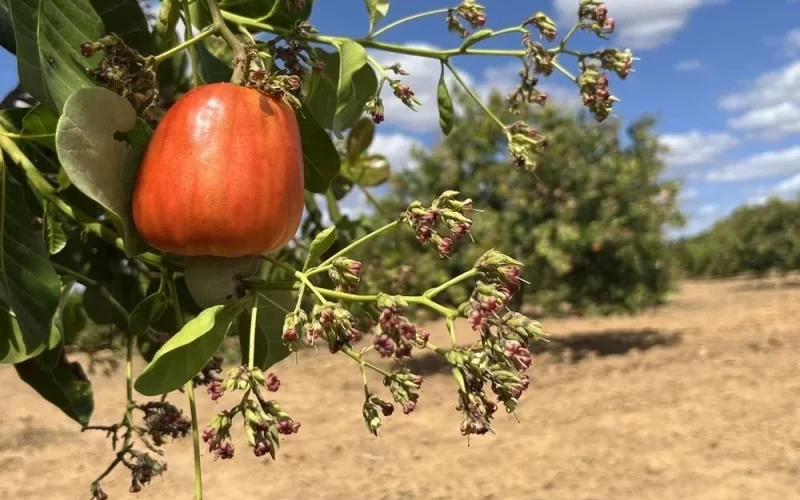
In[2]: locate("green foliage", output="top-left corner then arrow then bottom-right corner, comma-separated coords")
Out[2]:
55,87 -> 149,257
135,300 -> 246,396
356,90 -> 685,316
674,197 -> 800,278
8,0 -> 104,113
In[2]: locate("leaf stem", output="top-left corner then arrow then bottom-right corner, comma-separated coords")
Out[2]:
222,13 -> 527,60
559,22 -> 582,49
248,293 -> 259,371
341,346 -> 391,378
444,60 -> 506,130
166,259 -> 203,500
154,27 -> 216,64
423,268 -> 479,299
551,58 -> 577,83
0,129 -> 163,268
318,220 -> 400,268
295,272 -> 327,303
181,0 -> 202,87
369,8 -> 450,39
0,131 -> 55,140
206,0 -> 248,85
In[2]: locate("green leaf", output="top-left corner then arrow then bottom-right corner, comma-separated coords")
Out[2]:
196,36 -> 233,84
90,0 -> 154,55
129,292 -> 168,338
325,189 -> 343,223
183,256 -> 260,309
43,200 -> 67,255
304,46 -> 377,136
0,306 -> 46,363
364,0 -> 389,33
58,283 -> 87,344
297,105 -> 341,193
346,117 -> 375,162
15,349 -> 93,426
8,0 -> 104,114
21,105 -> 57,150
190,0 -> 315,32
332,40 -> 370,135
0,0 -> 15,54
134,301 -> 246,396
342,154 -> 390,187
55,87 -> 149,257
460,28 -> 493,50
238,291 -> 293,370
304,225 -> 337,270
437,63 -> 455,136
0,158 -> 62,351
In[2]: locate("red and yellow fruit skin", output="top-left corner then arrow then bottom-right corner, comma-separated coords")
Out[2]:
132,83 -> 305,258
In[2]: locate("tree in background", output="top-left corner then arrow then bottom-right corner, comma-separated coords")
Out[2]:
674,196 -> 800,279
356,89 -> 686,316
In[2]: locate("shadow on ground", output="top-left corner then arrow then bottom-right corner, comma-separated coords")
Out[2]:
400,328 -> 683,376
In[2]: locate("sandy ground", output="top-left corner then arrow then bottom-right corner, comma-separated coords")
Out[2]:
2,276 -> 800,500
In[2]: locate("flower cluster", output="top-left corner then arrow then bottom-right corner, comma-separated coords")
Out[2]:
391,81 -> 421,111
400,191 -> 474,257
128,452 -> 167,493
384,369 -> 423,414
204,368 -> 300,460
506,121 -> 548,171
309,303 -> 362,353
329,257 -> 362,292
523,12 -> 558,42
578,62 -> 616,122
447,0 -> 487,37
440,250 -> 547,435
366,95 -> 385,124
373,294 -> 430,359
137,401 -> 192,447
507,64 -> 549,114
596,48 -> 635,80
242,397 -> 300,459
80,34 -> 159,119
578,0 -> 615,38
362,394 -> 396,436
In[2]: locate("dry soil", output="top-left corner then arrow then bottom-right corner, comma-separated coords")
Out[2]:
2,276 -> 799,500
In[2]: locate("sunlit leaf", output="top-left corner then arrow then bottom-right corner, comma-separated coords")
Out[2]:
8,0 -> 104,113
135,300 -> 246,396
304,225 -> 337,270
55,87 -> 150,257
129,292 -> 168,338
342,154 -> 390,187
364,0 -> 389,33
43,200 -> 67,255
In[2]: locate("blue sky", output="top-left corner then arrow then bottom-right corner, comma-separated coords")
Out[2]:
2,0 -> 799,237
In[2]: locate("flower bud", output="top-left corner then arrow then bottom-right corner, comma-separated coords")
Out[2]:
265,373 -> 281,392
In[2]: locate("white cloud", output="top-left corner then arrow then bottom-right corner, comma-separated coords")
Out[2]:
706,146 -> 800,182
370,43 -> 471,131
675,59 -> 704,71
370,133 -> 423,171
553,0 -> 726,50
476,63 -> 582,111
697,203 -> 719,215
679,187 -> 699,202
784,29 -> 800,57
659,130 -> 738,167
718,60 -> 800,139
